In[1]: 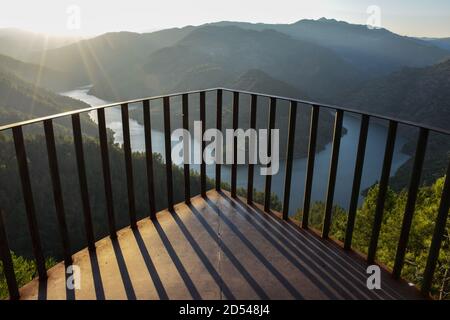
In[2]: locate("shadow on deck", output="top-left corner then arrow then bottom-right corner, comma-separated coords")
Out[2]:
19,190 -> 423,300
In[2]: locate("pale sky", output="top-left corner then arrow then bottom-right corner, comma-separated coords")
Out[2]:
1,0 -> 449,38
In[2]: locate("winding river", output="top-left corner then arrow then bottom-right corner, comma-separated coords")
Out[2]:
62,86 -> 410,215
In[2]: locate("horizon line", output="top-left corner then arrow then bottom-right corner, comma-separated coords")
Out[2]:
1,17 -> 449,39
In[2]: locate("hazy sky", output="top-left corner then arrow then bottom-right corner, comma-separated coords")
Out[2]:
1,0 -> 449,37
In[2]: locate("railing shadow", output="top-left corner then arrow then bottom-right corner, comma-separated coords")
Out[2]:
187,203 -> 270,299
213,192 -> 350,299
237,196 -> 404,299
132,228 -> 168,299
219,191 -> 404,300
256,206 -> 404,299
152,216 -> 202,299
31,191 -> 419,300
170,209 -> 236,299
219,192 -> 375,299
203,195 -> 305,299
111,240 -> 136,300
88,249 -> 105,300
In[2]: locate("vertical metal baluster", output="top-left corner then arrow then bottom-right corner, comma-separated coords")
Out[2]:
264,98 -> 277,212
44,119 -> 72,265
344,115 -> 369,250
231,92 -> 239,197
97,108 -> 117,239
143,100 -> 156,219
182,94 -> 191,203
322,110 -> 344,238
302,106 -> 319,229
247,94 -> 257,204
163,97 -> 174,211
367,121 -> 398,264
282,101 -> 297,220
0,209 -> 20,300
12,126 -> 47,279
72,114 -> 95,251
121,103 -> 137,229
200,92 -> 206,197
421,158 -> 450,295
393,128 -> 428,278
215,89 -> 222,191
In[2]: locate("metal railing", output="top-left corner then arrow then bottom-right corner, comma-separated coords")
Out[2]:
0,87 -> 449,300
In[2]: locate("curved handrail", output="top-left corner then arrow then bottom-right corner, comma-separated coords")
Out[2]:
1,87 -> 449,136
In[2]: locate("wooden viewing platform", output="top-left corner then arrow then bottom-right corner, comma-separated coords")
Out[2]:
18,191 -> 422,300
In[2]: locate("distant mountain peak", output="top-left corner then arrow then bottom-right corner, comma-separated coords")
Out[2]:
317,17 -> 340,23
293,17 -> 347,25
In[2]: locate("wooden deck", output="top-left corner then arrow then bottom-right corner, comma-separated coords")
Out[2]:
19,190 -> 423,300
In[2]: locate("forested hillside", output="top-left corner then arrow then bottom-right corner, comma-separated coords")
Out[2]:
343,59 -> 450,130
343,59 -> 450,189
294,177 -> 450,300
0,70 -> 96,136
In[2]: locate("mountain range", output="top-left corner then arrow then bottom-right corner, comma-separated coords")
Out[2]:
0,69 -> 96,136
0,18 -> 449,189
1,18 -> 447,104
1,18 -> 449,134
88,25 -> 363,102
27,27 -> 195,88
211,18 -> 450,76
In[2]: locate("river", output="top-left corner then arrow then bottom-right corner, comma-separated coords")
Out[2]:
61,86 -> 410,215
